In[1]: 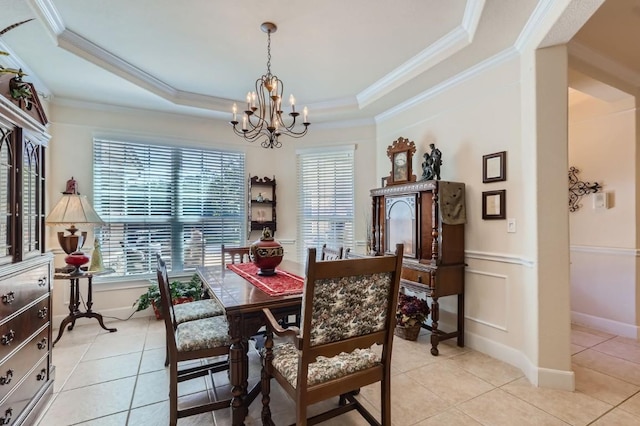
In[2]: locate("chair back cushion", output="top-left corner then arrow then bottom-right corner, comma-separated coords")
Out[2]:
305,272 -> 392,346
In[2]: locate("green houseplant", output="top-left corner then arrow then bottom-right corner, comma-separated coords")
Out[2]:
134,274 -> 203,319
394,293 -> 430,341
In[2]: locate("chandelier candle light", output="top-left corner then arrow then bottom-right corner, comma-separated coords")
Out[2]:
230,22 -> 310,149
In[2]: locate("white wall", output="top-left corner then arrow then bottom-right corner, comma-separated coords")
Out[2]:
568,91 -> 638,337
47,102 -> 376,323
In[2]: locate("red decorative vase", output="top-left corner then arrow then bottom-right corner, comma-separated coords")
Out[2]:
250,227 -> 283,276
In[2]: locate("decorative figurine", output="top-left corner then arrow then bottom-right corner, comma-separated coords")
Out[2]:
421,143 -> 442,181
256,192 -> 264,202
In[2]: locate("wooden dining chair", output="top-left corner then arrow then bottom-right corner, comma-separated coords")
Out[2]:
156,254 -> 232,426
160,274 -> 225,366
320,243 -> 343,260
221,244 -> 251,265
260,244 -> 404,426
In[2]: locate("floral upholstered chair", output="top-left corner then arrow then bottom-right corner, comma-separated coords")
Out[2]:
260,244 -> 404,426
156,255 -> 232,426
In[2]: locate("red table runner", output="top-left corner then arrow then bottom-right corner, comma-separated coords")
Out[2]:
227,263 -> 304,296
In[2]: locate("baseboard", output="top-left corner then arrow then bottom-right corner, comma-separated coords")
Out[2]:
465,331 -> 575,391
571,311 -> 639,339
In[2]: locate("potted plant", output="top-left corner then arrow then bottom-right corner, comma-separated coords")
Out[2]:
394,293 -> 430,341
134,274 -> 203,319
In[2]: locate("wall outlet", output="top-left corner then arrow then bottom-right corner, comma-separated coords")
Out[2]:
507,218 -> 516,233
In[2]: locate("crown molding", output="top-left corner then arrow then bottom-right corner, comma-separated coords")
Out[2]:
568,41 -> 640,88
30,0 -> 488,119
514,0 -> 555,51
29,0 -> 64,36
376,46 -> 518,122
357,0 -> 485,108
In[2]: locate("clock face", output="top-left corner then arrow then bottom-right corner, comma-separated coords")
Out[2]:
393,152 -> 408,182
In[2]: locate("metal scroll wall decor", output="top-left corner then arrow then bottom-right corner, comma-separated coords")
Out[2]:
568,166 -> 602,212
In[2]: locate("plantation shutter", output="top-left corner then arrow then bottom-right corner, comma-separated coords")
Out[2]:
296,146 -> 355,261
93,139 -> 245,277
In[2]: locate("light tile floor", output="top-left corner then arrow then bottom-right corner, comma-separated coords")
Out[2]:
35,319 -> 640,425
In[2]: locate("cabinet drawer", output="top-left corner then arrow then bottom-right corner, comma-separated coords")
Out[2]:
401,268 -> 433,288
0,357 -> 48,425
0,327 -> 49,401
0,266 -> 49,319
0,300 -> 49,362
401,266 -> 464,298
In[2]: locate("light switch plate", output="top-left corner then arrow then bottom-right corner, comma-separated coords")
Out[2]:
507,218 -> 516,233
593,192 -> 608,209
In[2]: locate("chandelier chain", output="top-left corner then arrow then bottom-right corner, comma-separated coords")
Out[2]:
266,31 -> 272,76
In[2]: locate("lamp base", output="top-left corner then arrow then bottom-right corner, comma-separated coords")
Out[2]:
64,252 -> 90,276
58,231 -> 87,255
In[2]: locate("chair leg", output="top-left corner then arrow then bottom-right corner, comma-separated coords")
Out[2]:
165,340 -> 169,367
169,359 -> 178,426
261,331 -> 274,425
381,376 -> 391,426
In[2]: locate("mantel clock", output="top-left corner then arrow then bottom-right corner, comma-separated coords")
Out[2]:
386,137 -> 417,186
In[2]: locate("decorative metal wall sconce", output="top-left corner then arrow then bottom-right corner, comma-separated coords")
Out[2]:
569,166 -> 601,212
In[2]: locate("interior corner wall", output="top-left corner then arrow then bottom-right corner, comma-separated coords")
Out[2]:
46,103 -> 376,324
568,91 -> 638,338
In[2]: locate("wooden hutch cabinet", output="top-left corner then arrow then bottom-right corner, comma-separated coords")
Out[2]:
371,180 -> 465,355
0,74 -> 53,424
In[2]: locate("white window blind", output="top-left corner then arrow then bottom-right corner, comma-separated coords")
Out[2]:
296,147 -> 355,261
93,139 -> 245,277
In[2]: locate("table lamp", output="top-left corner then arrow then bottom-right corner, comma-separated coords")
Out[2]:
46,177 -> 104,275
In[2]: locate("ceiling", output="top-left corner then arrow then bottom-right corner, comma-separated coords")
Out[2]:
0,0 -> 637,125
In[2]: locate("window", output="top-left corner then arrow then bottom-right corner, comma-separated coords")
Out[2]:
297,146 -> 355,261
93,139 -> 245,277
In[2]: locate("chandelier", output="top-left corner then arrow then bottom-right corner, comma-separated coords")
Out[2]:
230,22 -> 310,149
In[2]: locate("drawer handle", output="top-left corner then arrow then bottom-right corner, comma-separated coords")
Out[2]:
0,331 -> 15,346
37,306 -> 48,319
37,338 -> 48,350
0,369 -> 13,385
0,408 -> 12,425
37,276 -> 47,287
417,275 -> 422,284
36,368 -> 46,381
1,292 -> 15,304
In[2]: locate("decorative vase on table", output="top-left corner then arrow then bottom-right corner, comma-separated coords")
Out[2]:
250,227 -> 283,276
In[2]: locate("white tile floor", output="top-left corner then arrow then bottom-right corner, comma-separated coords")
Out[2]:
35,318 -> 640,425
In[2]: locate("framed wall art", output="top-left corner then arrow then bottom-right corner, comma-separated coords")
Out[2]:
482,189 -> 506,220
482,151 -> 506,183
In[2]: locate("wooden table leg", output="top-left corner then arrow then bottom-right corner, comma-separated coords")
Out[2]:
228,314 -> 249,426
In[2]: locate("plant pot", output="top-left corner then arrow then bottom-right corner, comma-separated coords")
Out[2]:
394,324 -> 421,341
151,297 -> 194,320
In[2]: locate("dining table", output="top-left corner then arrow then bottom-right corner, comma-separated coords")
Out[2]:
197,260 -> 305,426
